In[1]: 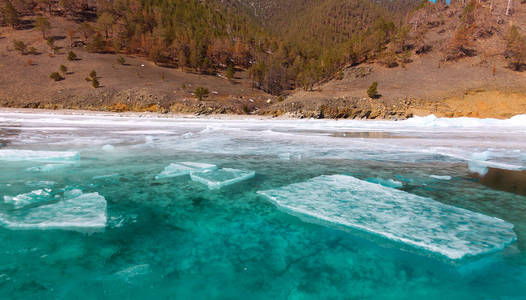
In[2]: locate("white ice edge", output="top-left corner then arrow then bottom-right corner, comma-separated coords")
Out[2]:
155,162 -> 217,179
190,168 -> 256,190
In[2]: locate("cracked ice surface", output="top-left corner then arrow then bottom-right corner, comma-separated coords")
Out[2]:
258,175 -> 517,259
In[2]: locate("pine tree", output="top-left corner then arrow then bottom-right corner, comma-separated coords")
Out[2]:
3,1 -> 19,28
34,17 -> 51,40
367,82 -> 379,98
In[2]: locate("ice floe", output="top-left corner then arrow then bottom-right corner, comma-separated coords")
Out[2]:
0,149 -> 79,163
257,175 -> 517,259
0,190 -> 107,231
469,151 -> 491,176
102,144 -> 115,151
155,162 -> 217,179
190,168 -> 255,190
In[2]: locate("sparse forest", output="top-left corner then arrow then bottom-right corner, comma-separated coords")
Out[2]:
1,0 -> 525,96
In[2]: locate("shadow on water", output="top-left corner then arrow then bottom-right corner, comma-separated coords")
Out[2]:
473,167 -> 526,197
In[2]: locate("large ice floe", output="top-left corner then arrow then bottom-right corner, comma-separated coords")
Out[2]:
0,149 -> 79,163
190,168 -> 255,190
0,190 -> 107,231
257,175 -> 517,259
155,162 -> 217,179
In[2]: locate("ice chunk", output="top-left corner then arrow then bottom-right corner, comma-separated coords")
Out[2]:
190,168 -> 255,190
3,189 -> 52,209
102,144 -> 115,151
257,175 -> 516,259
429,175 -> 452,180
0,192 -> 107,231
0,149 -> 79,163
155,162 -> 217,179
469,151 -> 491,176
26,163 -> 69,172
365,177 -> 403,188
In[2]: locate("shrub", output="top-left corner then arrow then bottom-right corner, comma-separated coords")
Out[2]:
367,82 -> 379,98
194,87 -> 209,100
28,47 -> 37,54
226,64 -> 235,80
46,37 -> 54,48
50,72 -> 63,81
92,78 -> 100,88
116,55 -> 126,65
13,40 -> 26,54
59,64 -> 67,75
278,96 -> 284,102
89,70 -> 97,79
67,51 -> 77,61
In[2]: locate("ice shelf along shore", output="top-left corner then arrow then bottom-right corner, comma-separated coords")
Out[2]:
258,175 -> 517,260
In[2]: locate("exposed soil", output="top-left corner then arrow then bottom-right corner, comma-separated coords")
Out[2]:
1,13 -> 526,119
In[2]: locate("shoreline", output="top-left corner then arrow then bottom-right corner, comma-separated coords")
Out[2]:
2,107 -> 526,123
0,107 -> 282,121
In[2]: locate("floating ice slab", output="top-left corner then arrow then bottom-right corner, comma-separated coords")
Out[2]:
0,192 -> 107,231
155,162 -> 217,179
190,168 -> 255,190
3,189 -> 52,209
0,149 -> 79,163
257,175 -> 516,259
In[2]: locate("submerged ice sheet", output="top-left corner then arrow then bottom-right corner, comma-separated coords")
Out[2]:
26,163 -> 69,172
258,175 -> 517,259
3,189 -> 52,209
0,149 -> 79,163
190,168 -> 255,190
0,191 -> 107,231
155,162 -> 217,179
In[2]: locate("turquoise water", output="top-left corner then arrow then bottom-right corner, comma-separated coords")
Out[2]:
1,112 -> 526,299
